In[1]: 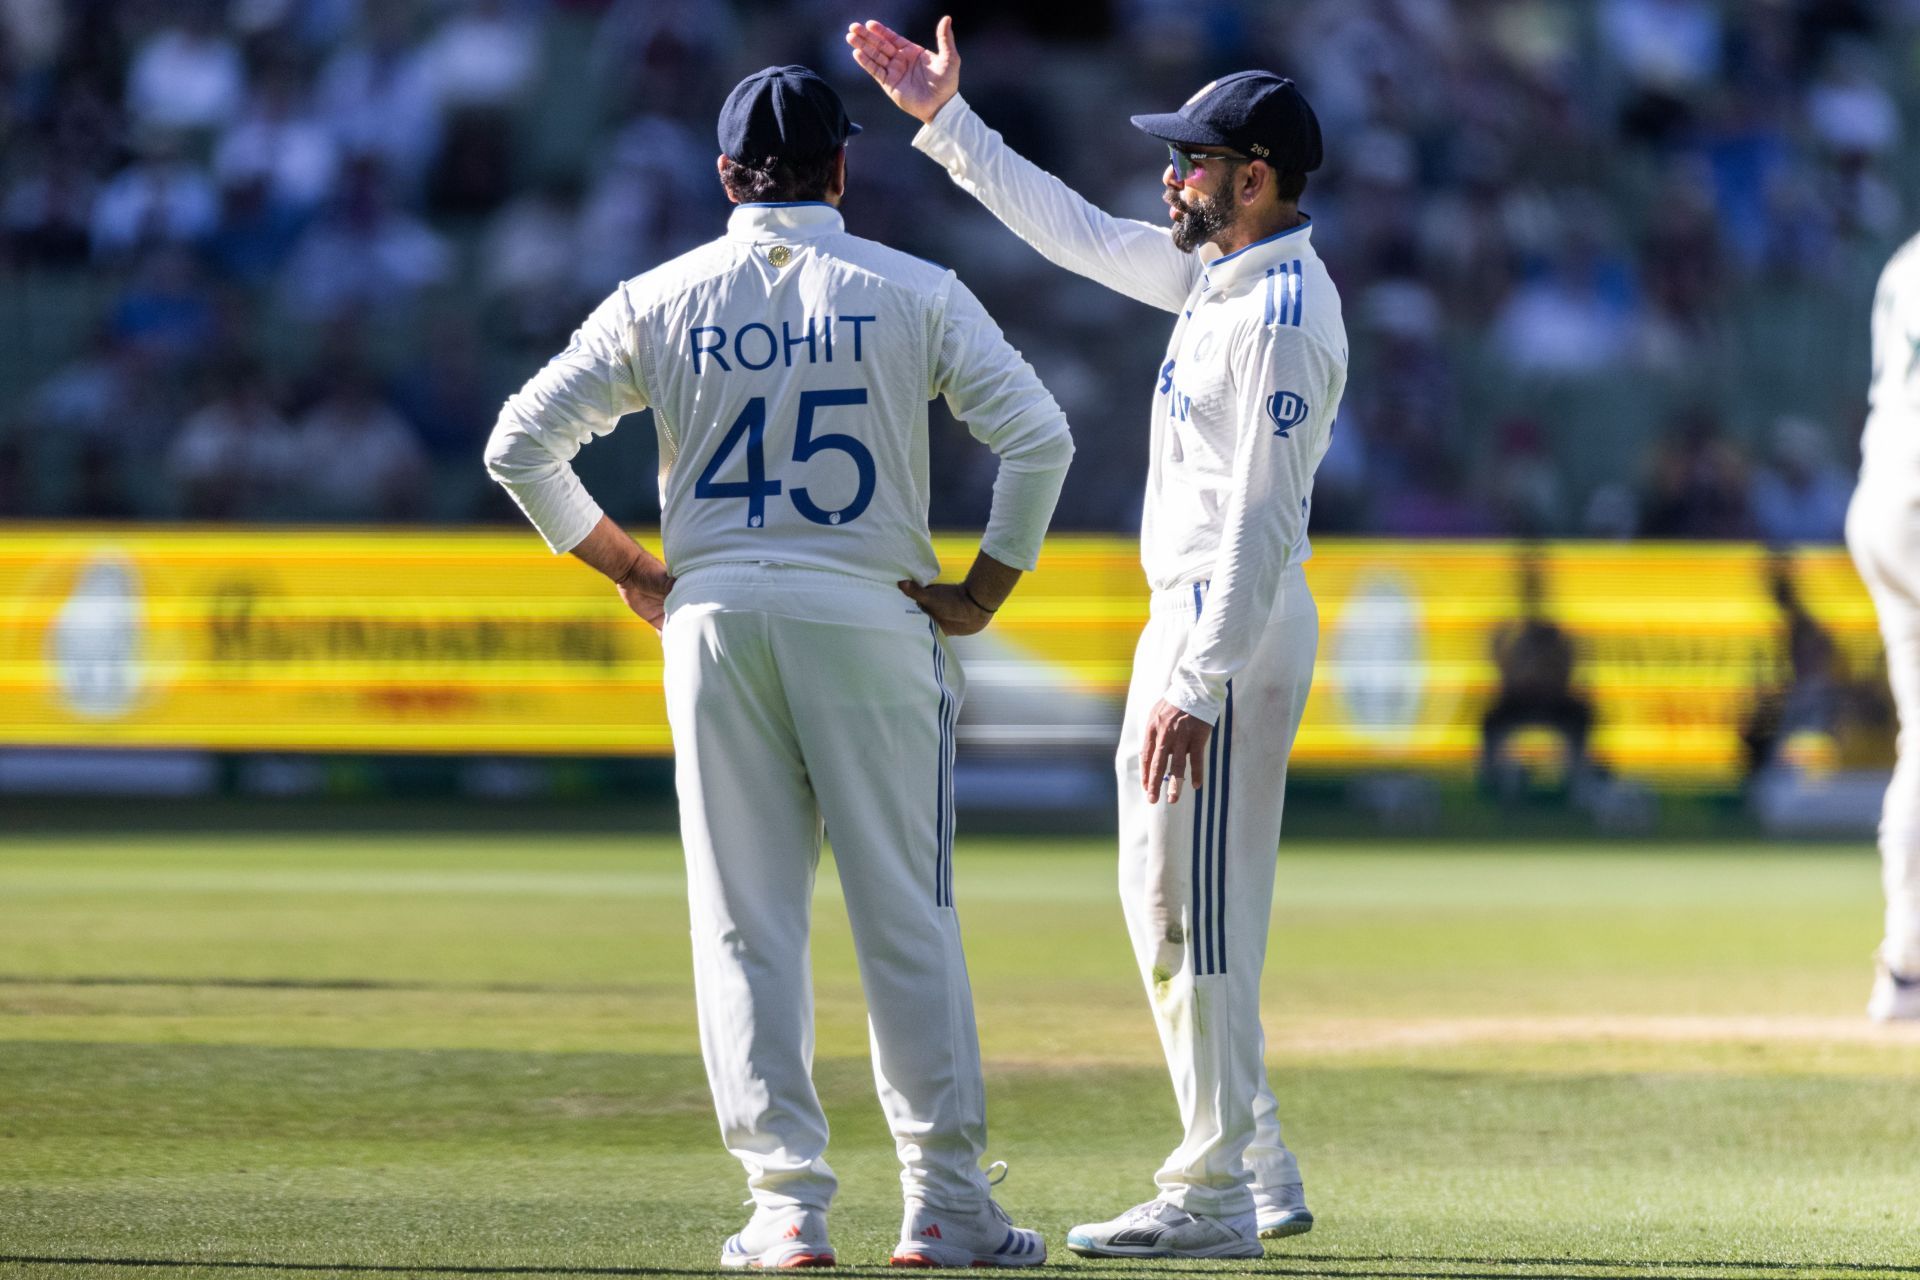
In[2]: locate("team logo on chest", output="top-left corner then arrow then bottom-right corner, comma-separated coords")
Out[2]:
1267,390 -> 1309,437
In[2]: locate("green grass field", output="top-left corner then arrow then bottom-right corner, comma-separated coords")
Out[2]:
3,834 -> 1918,1279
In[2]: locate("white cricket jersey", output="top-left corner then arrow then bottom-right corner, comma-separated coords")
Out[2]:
914,95 -> 1349,723
485,202 -> 1073,591
1862,230 -> 1920,481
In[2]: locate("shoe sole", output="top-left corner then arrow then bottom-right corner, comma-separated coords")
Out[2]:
892,1250 -> 1047,1269
721,1250 -> 836,1269
1064,1237 -> 1261,1260
1258,1214 -> 1315,1240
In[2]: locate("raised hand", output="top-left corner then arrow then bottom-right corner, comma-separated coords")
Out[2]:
845,15 -> 959,125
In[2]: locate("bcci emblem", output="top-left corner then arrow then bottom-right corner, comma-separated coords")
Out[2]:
1266,390 -> 1309,437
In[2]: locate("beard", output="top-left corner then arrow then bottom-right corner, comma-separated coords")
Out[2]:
1168,186 -> 1236,253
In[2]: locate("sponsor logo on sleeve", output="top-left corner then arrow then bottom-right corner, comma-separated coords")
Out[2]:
1267,390 -> 1309,437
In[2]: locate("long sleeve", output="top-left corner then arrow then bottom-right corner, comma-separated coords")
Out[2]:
913,95 -> 1200,315
484,287 -> 649,554
932,278 -> 1074,570
1163,322 -> 1334,723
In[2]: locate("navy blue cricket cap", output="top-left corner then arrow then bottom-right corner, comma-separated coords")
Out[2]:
718,65 -> 861,163
1131,71 -> 1322,172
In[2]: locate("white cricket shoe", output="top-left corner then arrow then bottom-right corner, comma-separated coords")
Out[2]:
1868,959 -> 1920,1022
719,1205 -> 835,1269
1065,1199 -> 1262,1259
1254,1181 -> 1316,1239
891,1198 -> 1046,1268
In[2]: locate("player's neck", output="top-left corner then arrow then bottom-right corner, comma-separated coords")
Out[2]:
1212,206 -> 1304,257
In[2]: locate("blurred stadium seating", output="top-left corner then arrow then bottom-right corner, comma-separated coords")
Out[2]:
0,0 -> 1909,537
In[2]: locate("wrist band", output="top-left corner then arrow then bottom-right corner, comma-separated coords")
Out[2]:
963,585 -> 998,614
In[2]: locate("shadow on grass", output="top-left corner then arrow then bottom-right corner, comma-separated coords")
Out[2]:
4,1254 -> 1917,1278
0,974 -> 649,995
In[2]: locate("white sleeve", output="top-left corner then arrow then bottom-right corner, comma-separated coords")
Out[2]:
483,287 -> 649,553
932,277 -> 1074,571
913,95 -> 1200,315
1869,253 -> 1920,416
1163,323 -> 1334,723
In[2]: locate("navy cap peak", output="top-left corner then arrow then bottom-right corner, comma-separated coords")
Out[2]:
719,65 -> 861,164
1131,71 -> 1322,173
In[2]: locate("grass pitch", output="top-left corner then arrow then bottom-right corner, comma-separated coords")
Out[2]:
1,834 -> 1917,1279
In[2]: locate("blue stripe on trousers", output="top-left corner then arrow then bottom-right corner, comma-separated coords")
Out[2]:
1186,682 -> 1235,977
1215,681 -> 1234,974
1190,746 -> 1205,974
930,622 -> 953,907
1201,713 -> 1220,974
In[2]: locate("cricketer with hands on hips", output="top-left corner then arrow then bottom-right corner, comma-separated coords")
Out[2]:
485,61 -> 1072,1270
852,15 -> 1347,1259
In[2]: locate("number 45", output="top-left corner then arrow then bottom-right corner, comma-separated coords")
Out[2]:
693,389 -> 876,527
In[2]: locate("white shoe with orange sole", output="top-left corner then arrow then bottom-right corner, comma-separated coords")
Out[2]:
720,1206 -> 835,1269
891,1198 -> 1046,1268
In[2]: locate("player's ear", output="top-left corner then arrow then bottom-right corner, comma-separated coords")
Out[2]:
716,154 -> 741,205
1239,160 -> 1268,208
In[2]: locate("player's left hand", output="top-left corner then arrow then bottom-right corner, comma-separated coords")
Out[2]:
899,580 -> 993,636
615,559 -> 675,632
1142,699 -> 1211,804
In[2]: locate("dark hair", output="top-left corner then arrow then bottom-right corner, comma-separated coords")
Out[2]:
720,149 -> 840,204
1273,169 -> 1307,203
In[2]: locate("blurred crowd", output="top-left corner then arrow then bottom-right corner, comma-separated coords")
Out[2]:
0,0 -> 1913,539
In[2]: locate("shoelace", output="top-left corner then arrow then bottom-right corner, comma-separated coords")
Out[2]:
984,1161 -> 1018,1229
1126,1199 -> 1188,1226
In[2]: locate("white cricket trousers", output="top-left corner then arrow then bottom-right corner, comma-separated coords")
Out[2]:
1846,482 -> 1920,976
662,564 -> 992,1215
1114,565 -> 1318,1218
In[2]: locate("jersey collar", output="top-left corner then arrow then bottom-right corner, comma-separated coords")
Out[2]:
727,202 -> 846,242
1200,216 -> 1313,292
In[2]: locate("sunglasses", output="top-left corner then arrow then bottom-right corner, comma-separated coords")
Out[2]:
1167,144 -> 1248,183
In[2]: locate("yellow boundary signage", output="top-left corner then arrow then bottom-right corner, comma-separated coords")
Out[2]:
0,528 -> 1885,786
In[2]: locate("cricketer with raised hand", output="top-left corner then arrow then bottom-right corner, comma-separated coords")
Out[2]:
850,16 -> 1346,1260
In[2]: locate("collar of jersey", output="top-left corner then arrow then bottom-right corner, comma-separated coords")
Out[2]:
1200,216 -> 1312,292
728,202 -> 845,242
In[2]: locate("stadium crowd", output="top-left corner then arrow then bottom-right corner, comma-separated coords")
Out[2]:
0,0 -> 1911,539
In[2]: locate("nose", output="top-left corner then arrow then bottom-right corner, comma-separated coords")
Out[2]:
1163,164 -> 1181,191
